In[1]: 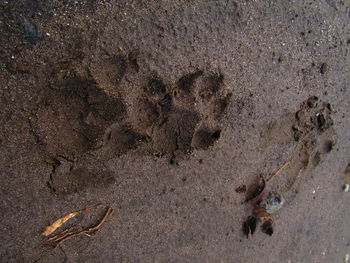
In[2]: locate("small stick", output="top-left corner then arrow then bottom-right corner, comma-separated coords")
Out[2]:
266,156 -> 293,183
49,230 -> 75,243
37,218 -> 85,249
266,132 -> 311,183
45,229 -> 71,242
55,207 -> 113,247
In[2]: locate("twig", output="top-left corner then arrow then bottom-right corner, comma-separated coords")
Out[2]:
45,229 -> 71,242
37,219 -> 84,249
266,132 -> 311,183
41,204 -> 100,236
266,154 -> 294,183
55,207 -> 113,247
50,231 -> 75,243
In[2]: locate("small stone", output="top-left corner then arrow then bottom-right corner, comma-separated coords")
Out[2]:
320,63 -> 328,74
259,191 -> 284,214
18,17 -> 43,43
343,184 -> 350,192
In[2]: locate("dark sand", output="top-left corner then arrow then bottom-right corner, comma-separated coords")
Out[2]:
0,1 -> 349,262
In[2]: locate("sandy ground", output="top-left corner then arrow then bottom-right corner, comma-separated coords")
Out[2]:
0,0 -> 350,262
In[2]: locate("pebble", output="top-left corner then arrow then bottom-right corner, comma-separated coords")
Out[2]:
18,17 -> 43,43
259,191 -> 284,214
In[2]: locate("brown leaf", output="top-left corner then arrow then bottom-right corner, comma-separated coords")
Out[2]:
53,207 -> 113,247
41,204 -> 100,236
261,220 -> 273,236
253,206 -> 273,222
41,211 -> 80,236
242,216 -> 257,238
245,176 -> 266,203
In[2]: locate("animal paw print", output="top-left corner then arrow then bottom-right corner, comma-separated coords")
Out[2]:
109,69 -> 232,160
260,96 -> 335,193
31,52 -> 231,163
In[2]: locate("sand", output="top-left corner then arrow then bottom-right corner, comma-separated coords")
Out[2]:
0,0 -> 349,262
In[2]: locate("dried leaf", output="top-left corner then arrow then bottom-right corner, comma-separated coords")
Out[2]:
55,207 -> 113,246
261,220 -> 273,236
245,176 -> 266,203
242,216 -> 257,238
41,204 -> 100,236
42,211 -> 80,236
253,206 -> 273,222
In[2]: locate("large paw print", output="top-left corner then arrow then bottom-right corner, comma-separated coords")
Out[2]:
107,69 -> 232,160
31,54 -> 231,163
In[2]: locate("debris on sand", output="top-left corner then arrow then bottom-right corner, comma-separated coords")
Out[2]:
259,192 -> 284,214
241,96 -> 334,238
241,149 -> 289,237
242,216 -> 257,238
343,184 -> 350,192
42,211 -> 81,237
242,191 -> 281,238
245,176 -> 266,203
39,206 -> 112,249
261,220 -> 273,236
41,204 -> 100,236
